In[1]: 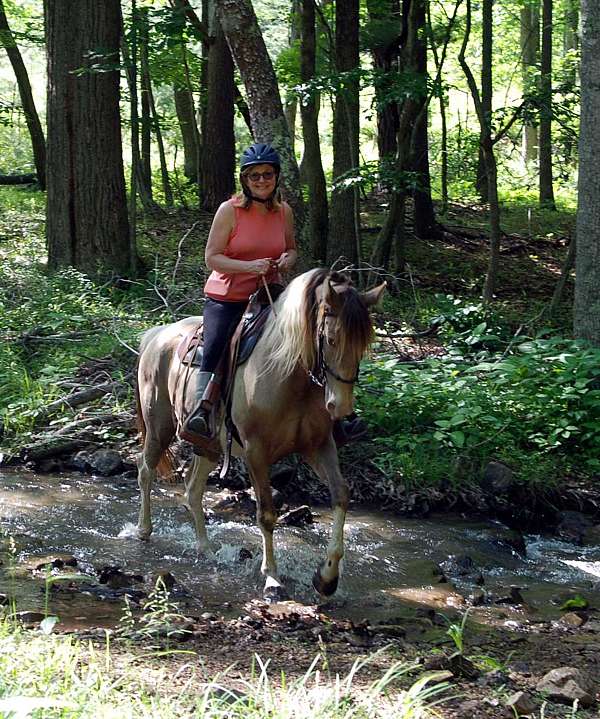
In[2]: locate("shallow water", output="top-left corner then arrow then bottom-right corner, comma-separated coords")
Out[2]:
1,469 -> 598,628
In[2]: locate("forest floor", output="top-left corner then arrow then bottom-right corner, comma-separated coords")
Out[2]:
2,188 -> 599,717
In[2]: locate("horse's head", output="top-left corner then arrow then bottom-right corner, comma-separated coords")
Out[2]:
315,272 -> 386,419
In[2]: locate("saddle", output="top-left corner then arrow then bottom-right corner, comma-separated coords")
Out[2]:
175,284 -> 284,461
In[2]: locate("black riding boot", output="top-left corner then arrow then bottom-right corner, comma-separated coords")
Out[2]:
184,371 -> 213,437
333,413 -> 368,447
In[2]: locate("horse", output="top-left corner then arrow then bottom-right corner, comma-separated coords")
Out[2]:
134,268 -> 386,601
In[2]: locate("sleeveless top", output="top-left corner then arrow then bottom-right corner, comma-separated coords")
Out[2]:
204,199 -> 286,302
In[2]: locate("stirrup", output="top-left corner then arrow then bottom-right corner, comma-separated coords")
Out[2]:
333,415 -> 368,447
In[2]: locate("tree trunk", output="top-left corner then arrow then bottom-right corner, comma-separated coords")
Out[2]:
539,0 -> 555,208
45,0 -> 132,277
366,0 -> 401,161
139,9 -> 153,195
285,0 -> 301,154
300,0 -> 328,262
574,0 -> 600,345
329,0 -> 360,266
121,33 -> 158,212
520,0 -> 539,165
215,0 -> 305,241
201,0 -> 235,212
410,0 -> 438,239
0,0 -> 46,188
476,0 -> 492,202
146,72 -> 174,206
458,0 -> 502,301
370,0 -> 421,275
174,82 -> 200,182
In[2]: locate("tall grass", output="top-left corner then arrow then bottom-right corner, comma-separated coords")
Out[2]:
0,618 -> 450,718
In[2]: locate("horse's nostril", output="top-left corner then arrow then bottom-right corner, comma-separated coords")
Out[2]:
326,400 -> 336,414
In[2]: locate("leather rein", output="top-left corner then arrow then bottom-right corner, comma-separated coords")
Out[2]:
308,310 -> 360,388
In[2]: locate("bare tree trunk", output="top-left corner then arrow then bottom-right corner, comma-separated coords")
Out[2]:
520,0 -> 539,165
370,0 -> 421,274
139,8 -> 152,195
174,81 -> 200,182
366,0 -> 401,161
539,0 -> 555,208
121,33 -> 158,211
45,0 -> 131,276
476,0 -> 492,202
300,0 -> 328,262
0,0 -> 46,188
411,0 -> 438,239
458,0 -> 501,302
215,0 -> 305,241
201,0 -> 235,212
284,0 -> 301,154
574,0 -> 600,344
329,0 -> 360,266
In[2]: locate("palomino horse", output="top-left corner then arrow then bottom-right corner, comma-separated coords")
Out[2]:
135,268 -> 385,600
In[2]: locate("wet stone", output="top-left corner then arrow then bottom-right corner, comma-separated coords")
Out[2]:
34,554 -> 78,571
89,449 -> 123,477
238,548 -> 253,562
69,451 -> 92,473
481,461 -> 515,494
15,611 -> 46,625
279,505 -> 313,527
152,570 -> 176,590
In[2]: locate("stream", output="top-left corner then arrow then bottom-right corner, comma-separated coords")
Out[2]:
1,468 -> 599,630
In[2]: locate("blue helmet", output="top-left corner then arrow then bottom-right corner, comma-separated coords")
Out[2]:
240,142 -> 280,171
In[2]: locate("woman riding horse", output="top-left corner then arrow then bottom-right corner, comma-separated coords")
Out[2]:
183,142 -> 365,445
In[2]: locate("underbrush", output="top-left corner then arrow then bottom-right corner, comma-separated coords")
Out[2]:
358,333 -> 600,490
0,617 -> 448,718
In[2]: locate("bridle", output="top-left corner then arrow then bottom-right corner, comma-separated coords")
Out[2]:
308,310 -> 360,388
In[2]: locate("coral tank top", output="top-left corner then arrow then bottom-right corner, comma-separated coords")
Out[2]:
204,200 -> 286,302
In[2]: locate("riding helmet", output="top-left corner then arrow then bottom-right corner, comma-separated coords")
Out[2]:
240,143 -> 280,171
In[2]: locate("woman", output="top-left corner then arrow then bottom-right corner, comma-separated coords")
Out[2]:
184,142 -> 297,438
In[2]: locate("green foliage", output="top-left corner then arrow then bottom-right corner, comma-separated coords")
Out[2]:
358,326 -> 600,489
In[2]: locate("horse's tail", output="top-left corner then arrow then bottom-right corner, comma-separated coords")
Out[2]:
135,347 -> 177,482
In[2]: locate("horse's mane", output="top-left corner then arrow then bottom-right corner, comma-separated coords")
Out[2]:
260,268 -> 374,379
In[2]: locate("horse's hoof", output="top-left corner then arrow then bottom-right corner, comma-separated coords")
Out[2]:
312,565 -> 339,597
263,584 -> 289,604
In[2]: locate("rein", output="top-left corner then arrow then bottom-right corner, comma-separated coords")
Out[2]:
308,311 -> 360,388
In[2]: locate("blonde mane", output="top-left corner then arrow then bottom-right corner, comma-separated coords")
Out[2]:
260,268 -> 373,379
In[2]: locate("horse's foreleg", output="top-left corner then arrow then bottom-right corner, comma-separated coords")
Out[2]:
245,447 -> 287,602
303,440 -> 349,598
183,453 -> 217,555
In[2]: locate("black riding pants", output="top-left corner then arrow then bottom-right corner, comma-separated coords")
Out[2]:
200,297 -> 247,373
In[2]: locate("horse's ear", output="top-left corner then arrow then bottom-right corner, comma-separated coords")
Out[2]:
361,281 -> 386,309
325,279 -> 344,311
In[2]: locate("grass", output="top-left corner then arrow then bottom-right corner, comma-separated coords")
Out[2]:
0,617 -> 451,718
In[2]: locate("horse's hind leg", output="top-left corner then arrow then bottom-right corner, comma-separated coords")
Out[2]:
183,453 -> 217,555
136,435 -> 165,539
303,439 -> 349,598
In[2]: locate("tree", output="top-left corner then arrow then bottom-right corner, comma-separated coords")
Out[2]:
200,0 -> 235,212
520,0 -> 539,165
215,0 -> 305,240
475,0 -> 492,202
329,0 -> 360,266
44,0 -> 131,276
366,0 -> 401,161
0,0 -> 46,187
574,0 -> 600,345
410,0 -> 438,239
539,0 -> 555,208
299,0 -> 328,262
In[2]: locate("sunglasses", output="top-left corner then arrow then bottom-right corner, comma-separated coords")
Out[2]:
247,170 -> 276,182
